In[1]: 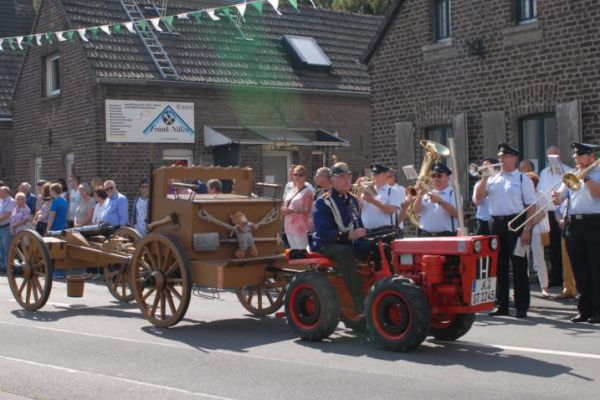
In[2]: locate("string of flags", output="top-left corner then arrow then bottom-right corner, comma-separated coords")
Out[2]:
0,0 -> 301,52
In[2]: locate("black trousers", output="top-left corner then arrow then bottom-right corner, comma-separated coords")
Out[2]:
565,216 -> 600,317
320,243 -> 363,311
418,230 -> 456,237
547,211 -> 563,285
475,219 -> 490,235
491,216 -> 530,312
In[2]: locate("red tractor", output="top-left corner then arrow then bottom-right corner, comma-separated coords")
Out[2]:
284,235 -> 498,352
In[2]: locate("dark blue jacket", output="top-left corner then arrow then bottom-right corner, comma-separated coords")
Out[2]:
311,188 -> 363,251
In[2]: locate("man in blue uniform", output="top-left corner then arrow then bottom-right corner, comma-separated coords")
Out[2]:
312,162 -> 367,313
553,142 -> 600,323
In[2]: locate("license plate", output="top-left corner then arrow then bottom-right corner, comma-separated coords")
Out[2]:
471,277 -> 496,305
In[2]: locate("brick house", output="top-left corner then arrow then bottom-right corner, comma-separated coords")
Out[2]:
10,0 -> 381,198
0,0 -> 35,186
363,0 -> 600,205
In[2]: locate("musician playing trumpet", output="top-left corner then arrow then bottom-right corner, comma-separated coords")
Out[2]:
472,158 -> 499,235
413,162 -> 459,237
360,163 -> 406,237
552,142 -> 600,324
474,143 -> 537,318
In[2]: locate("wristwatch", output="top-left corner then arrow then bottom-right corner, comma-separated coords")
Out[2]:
583,176 -> 591,182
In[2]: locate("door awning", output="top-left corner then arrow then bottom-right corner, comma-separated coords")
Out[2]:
204,126 -> 349,148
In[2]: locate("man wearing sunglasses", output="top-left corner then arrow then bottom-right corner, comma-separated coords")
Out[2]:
412,162 -> 459,237
101,180 -> 129,229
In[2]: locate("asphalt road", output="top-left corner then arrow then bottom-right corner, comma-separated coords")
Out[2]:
0,276 -> 598,400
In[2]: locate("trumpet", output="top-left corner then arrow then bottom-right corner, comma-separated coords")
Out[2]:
352,178 -> 378,197
508,159 -> 600,232
468,162 -> 502,178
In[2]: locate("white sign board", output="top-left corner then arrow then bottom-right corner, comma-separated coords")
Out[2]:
106,100 -> 195,143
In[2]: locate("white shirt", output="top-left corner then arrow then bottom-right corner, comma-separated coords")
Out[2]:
68,189 -> 81,220
485,170 -> 536,216
392,183 -> 407,229
361,183 -> 403,230
418,185 -> 459,233
566,167 -> 600,215
92,201 -> 107,224
283,181 -> 313,200
538,162 -> 572,212
532,190 -> 550,234
472,180 -> 491,221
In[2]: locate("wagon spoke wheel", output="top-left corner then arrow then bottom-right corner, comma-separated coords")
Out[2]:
236,276 -> 287,316
103,227 -> 142,302
131,233 -> 191,327
7,230 -> 54,311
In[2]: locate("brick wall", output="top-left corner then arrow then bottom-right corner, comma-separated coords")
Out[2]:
11,1 -> 372,202
368,0 -> 600,167
0,122 -> 13,187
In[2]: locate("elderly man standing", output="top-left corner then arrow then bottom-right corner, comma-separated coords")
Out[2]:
0,187 -> 16,273
313,167 -> 332,200
102,180 -> 128,229
18,182 -> 37,220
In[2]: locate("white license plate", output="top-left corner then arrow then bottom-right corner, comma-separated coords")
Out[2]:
471,277 -> 497,305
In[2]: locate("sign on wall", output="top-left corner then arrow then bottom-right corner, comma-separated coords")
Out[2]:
106,100 -> 195,143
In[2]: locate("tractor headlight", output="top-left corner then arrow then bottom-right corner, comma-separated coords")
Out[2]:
489,237 -> 498,251
473,240 -> 482,253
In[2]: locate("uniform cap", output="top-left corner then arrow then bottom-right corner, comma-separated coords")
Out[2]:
571,142 -> 598,156
330,162 -> 352,176
431,162 -> 452,175
497,143 -> 520,156
369,163 -> 390,175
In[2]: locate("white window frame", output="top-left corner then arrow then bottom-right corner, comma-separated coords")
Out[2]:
65,153 -> 75,178
45,54 -> 61,96
162,148 -> 193,166
311,151 -> 326,168
35,157 -> 43,183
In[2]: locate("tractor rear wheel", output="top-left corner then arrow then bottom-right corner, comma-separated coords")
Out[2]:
430,313 -> 475,341
365,277 -> 431,352
285,272 -> 340,341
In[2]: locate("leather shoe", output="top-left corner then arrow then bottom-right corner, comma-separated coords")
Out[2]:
588,315 -> 600,324
516,310 -> 527,318
571,314 -> 590,323
489,308 -> 509,316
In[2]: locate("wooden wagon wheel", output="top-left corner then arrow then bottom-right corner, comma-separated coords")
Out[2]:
236,276 -> 287,316
130,233 -> 192,327
7,230 -> 54,311
103,227 -> 142,303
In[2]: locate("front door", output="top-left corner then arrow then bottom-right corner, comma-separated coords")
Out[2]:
262,151 -> 290,198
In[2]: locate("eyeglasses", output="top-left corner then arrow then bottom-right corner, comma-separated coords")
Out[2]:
293,174 -> 304,177
106,186 -> 114,191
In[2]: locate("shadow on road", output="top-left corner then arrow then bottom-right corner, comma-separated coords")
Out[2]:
10,302 -> 142,323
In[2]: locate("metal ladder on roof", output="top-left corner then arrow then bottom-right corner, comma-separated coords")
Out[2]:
119,0 -> 180,80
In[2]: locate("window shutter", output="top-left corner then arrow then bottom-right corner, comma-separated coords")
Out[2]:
555,100 -> 581,167
394,122 -> 415,187
482,111 -> 506,159
452,113 -> 468,199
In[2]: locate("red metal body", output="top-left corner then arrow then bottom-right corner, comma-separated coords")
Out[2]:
286,235 -> 499,324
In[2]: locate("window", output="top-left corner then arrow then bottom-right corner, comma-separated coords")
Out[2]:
518,114 -> 556,171
425,125 -> 453,146
282,35 -> 332,69
516,0 -> 537,24
162,148 -> 193,166
65,153 -> 75,178
434,0 -> 451,41
45,54 -> 60,96
35,157 -> 42,182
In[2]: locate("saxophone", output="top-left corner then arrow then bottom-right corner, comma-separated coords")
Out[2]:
406,140 -> 451,227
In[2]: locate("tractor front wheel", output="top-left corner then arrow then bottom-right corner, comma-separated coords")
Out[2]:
284,272 -> 340,341
430,313 -> 475,341
365,277 -> 431,352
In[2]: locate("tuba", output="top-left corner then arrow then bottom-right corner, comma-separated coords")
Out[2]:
406,140 -> 451,227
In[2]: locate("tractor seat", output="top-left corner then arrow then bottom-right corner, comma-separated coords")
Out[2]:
285,249 -> 335,267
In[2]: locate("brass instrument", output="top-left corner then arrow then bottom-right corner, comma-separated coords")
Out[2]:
508,159 -> 600,232
468,162 -> 502,178
352,178 -> 378,198
406,140 -> 451,227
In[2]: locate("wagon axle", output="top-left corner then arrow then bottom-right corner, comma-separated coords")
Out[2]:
144,271 -> 166,290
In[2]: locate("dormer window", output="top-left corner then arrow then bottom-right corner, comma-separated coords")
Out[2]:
282,35 -> 332,69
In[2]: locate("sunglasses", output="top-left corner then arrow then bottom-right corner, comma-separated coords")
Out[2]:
293,174 -> 304,177
106,186 -> 115,191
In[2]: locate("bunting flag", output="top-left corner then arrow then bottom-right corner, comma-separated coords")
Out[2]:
0,0 -> 295,53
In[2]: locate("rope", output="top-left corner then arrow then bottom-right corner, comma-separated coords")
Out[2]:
323,197 -> 353,233
197,207 -> 280,230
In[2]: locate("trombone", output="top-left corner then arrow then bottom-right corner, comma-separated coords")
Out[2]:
508,159 -> 600,232
468,162 -> 502,178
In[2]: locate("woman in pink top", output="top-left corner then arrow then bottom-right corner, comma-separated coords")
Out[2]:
10,193 -> 31,235
281,165 -> 314,250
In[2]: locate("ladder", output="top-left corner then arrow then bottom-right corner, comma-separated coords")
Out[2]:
119,0 -> 180,80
